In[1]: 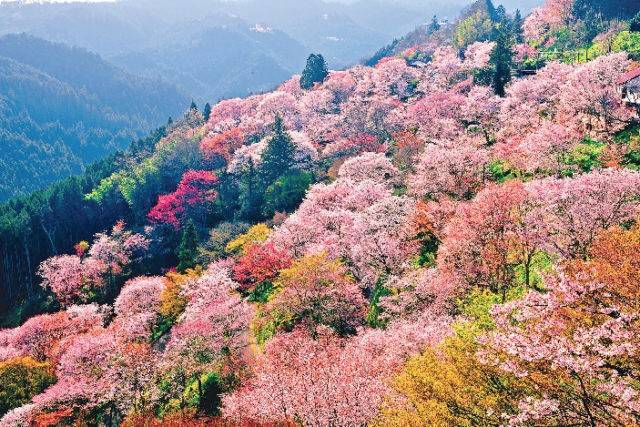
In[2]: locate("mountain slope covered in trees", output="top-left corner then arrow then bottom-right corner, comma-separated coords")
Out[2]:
2,0 -> 640,425
111,20 -> 308,102
0,34 -> 188,200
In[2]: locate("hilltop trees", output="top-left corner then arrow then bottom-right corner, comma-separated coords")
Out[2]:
300,54 -> 329,89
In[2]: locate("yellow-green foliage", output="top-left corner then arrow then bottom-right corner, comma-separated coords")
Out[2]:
612,31 -> 640,59
159,270 -> 199,322
374,329 -> 525,427
0,357 -> 56,416
375,287 -> 531,426
85,134 -> 202,207
454,12 -> 494,49
225,223 -> 271,255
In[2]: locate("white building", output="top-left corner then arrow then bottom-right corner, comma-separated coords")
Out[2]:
617,67 -> 640,105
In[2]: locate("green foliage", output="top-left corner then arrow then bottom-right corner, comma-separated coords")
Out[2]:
203,103 -> 212,122
238,161 -> 264,221
367,277 -> 392,328
489,23 -> 514,97
260,116 -> 296,186
612,31 -> 640,60
364,39 -> 400,67
428,15 -> 441,33
565,138 -> 606,172
198,373 -> 224,416
177,221 -> 199,273
198,222 -> 250,263
619,124 -> 640,169
263,171 -> 313,217
252,309 -> 282,347
487,159 -> 517,183
454,11 -> 494,49
513,251 -> 554,291
513,9 -> 524,43
300,53 -> 329,89
247,281 -> 276,303
457,286 -> 526,333
632,12 -> 640,32
0,357 -> 56,416
416,231 -> 439,268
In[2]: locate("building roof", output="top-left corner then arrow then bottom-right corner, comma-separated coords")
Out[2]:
616,67 -> 640,85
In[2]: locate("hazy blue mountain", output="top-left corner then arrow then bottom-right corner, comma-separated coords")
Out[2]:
111,19 -> 309,102
0,34 -> 189,200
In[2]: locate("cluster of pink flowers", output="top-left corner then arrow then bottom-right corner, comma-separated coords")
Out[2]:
38,222 -> 149,306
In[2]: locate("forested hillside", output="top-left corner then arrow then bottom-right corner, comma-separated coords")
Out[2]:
111,20 -> 309,102
0,34 -> 188,200
1,0 -> 640,425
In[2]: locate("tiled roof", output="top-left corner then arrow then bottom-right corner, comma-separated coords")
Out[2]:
616,67 -> 640,85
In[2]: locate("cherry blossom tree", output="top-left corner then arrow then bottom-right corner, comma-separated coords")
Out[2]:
525,169 -> 640,260
1,304 -> 105,362
409,142 -> 490,200
38,222 -> 149,306
111,276 -> 165,342
223,317 -> 449,427
263,253 -> 367,336
337,152 -> 399,186
557,53 -> 636,138
481,223 -> 640,426
523,0 -> 574,41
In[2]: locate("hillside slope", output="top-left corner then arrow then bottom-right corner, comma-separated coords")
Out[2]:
2,1 -> 640,425
111,21 -> 308,102
0,34 -> 188,200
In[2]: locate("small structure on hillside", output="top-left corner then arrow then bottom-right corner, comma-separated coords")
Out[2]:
617,67 -> 640,105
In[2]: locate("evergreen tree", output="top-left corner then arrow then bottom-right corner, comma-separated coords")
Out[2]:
177,220 -> 198,273
631,12 -> 640,32
190,101 -> 198,111
203,102 -> 212,122
513,9 -> 525,43
485,0 -> 498,22
489,23 -> 514,97
260,115 -> 296,186
300,54 -> 329,89
239,160 -> 263,221
428,15 -> 441,33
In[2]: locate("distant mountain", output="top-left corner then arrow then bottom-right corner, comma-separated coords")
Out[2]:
0,0 -> 466,71
0,34 -> 189,200
111,19 -> 309,102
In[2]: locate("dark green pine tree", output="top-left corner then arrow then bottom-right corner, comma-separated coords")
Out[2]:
177,220 -> 198,273
259,115 -> 296,186
484,0 -> 498,22
513,9 -> 525,43
190,101 -> 198,111
239,159 -> 263,221
631,12 -> 640,32
300,54 -> 329,89
489,23 -> 514,97
428,15 -> 441,33
203,102 -> 212,122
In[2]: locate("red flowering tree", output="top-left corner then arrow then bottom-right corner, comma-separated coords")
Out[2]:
200,128 -> 245,163
148,170 -> 219,228
232,242 -> 292,291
